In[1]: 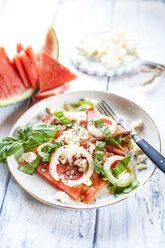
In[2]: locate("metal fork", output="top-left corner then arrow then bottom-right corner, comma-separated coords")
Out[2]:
97,100 -> 165,173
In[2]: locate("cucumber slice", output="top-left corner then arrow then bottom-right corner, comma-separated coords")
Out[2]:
0,88 -> 36,107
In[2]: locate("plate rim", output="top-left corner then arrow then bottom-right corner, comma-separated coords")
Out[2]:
7,90 -> 161,209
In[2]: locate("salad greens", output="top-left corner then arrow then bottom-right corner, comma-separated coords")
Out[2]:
94,141 -> 106,177
0,124 -> 59,162
109,179 -> 139,195
95,118 -> 111,137
40,142 -> 64,161
64,100 -> 95,111
21,124 -> 59,152
107,134 -> 127,150
112,152 -> 131,178
19,155 -> 42,175
54,111 -> 76,127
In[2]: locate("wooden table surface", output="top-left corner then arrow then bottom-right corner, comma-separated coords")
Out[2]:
0,0 -> 165,247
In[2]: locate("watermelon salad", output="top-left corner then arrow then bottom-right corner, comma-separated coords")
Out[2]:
0,27 -> 77,107
0,99 -> 147,204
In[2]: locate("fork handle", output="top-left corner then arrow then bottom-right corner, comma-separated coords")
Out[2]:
135,138 -> 165,173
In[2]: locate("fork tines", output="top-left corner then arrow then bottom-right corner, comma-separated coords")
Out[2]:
97,100 -> 118,122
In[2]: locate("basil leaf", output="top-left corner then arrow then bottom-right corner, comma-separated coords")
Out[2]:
54,111 -> 80,127
109,179 -> 139,195
19,155 -> 41,175
17,125 -> 32,143
0,137 -> 23,162
41,142 -> 64,161
94,141 -> 106,177
23,124 -> 59,152
107,134 -> 127,150
112,152 -> 131,178
95,118 -> 111,137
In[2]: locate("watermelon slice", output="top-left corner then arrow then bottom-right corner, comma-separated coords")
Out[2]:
33,83 -> 70,101
0,88 -> 35,107
17,43 -> 24,53
25,46 -> 39,73
20,51 -> 39,89
40,51 -> 77,92
82,187 -> 98,204
37,26 -> 59,61
0,82 -> 6,99
0,47 -> 25,95
37,164 -> 83,201
0,73 -> 12,97
13,54 -> 31,88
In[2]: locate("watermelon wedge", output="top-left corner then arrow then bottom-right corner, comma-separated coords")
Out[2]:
19,51 -> 39,89
37,26 -> 59,61
17,43 -> 24,53
13,54 -> 31,88
0,82 -> 6,99
33,83 -> 70,101
0,73 -> 12,97
0,47 -> 25,95
40,51 -> 77,92
0,88 -> 35,107
25,46 -> 39,73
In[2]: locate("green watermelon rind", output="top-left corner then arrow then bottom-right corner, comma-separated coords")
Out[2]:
50,26 -> 59,60
0,88 -> 36,107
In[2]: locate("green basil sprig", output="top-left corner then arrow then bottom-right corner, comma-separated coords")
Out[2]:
0,124 -> 59,163
95,118 -> 111,137
112,152 -> 131,178
94,141 -> 106,177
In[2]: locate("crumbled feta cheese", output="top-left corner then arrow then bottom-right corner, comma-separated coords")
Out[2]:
20,152 -> 37,163
56,127 -> 89,145
74,158 -> 88,172
75,32 -> 138,70
54,191 -> 70,203
75,55 -> 86,65
64,111 -> 87,122
59,154 -> 67,164
137,154 -> 147,164
131,120 -> 144,131
137,163 -> 147,171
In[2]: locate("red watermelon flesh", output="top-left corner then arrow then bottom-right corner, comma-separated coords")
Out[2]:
13,54 -> 31,88
0,79 -> 6,98
20,51 -> 39,89
40,51 -> 77,92
0,73 -> 12,97
0,47 -> 25,95
25,46 -> 39,73
16,43 -> 24,53
33,82 -> 70,101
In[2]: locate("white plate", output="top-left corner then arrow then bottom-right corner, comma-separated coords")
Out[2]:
7,90 -> 160,209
